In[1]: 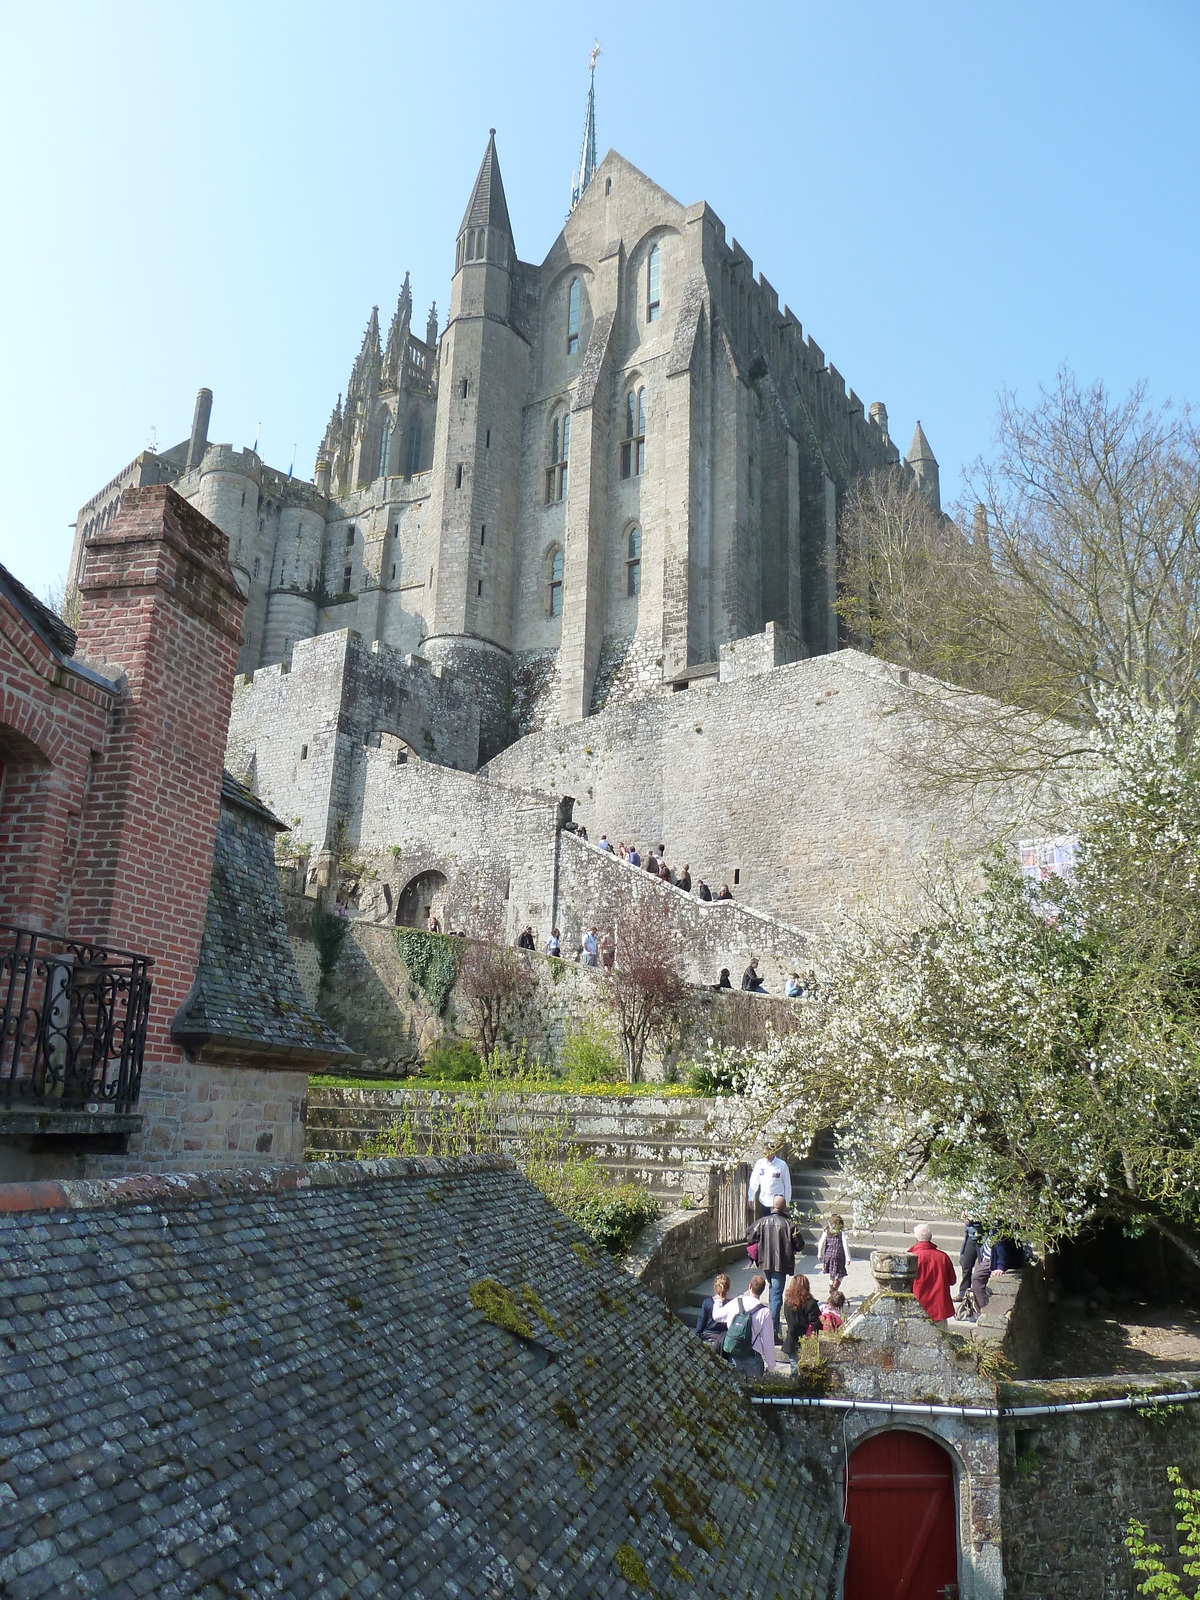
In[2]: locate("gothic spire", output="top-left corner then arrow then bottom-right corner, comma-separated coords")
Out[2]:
459,129 -> 513,242
571,41 -> 600,211
383,278 -> 413,385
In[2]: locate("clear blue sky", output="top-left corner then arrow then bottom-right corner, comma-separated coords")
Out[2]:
2,1 -> 1197,600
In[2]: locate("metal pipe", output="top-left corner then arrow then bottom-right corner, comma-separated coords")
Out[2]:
751,1387 -> 1200,1421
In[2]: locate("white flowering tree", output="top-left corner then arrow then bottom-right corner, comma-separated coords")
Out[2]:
735,697 -> 1200,1263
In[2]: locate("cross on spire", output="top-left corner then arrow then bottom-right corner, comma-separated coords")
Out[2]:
571,41 -> 600,211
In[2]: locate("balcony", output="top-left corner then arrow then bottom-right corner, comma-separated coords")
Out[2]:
0,924 -> 152,1150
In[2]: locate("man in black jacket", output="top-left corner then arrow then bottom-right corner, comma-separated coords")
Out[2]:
747,1196 -> 797,1344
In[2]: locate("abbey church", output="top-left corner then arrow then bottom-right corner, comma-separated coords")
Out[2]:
70,75 -> 940,768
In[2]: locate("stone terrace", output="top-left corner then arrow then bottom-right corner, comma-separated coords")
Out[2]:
0,1157 -> 847,1599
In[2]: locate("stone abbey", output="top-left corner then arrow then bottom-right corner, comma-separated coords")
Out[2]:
70,83 -> 939,767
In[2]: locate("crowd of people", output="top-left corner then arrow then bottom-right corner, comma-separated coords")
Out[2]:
575,825 -> 737,905
689,1143 -> 1030,1375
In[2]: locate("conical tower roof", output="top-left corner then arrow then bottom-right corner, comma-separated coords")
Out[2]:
459,130 -> 512,240
906,420 -> 937,465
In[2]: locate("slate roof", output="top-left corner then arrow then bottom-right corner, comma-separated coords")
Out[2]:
171,776 -> 351,1066
460,130 -> 513,241
0,560 -> 77,658
0,1157 -> 847,1599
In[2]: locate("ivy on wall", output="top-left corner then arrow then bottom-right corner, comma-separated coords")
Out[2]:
395,929 -> 461,1016
311,904 -> 350,978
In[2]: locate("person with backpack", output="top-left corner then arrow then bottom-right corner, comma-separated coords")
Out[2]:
712,1274 -> 775,1376
693,1272 -> 731,1353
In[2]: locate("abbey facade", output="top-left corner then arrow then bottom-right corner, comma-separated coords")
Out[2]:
70,117 -> 939,767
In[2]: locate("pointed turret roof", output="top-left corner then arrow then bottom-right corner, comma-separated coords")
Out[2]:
906,420 -> 937,465
459,130 -> 512,240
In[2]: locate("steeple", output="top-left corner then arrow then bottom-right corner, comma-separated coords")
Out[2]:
458,130 -> 513,245
571,41 -> 600,210
905,421 -> 941,513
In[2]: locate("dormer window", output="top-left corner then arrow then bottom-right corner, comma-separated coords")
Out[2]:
546,412 -> 570,503
647,244 -> 660,323
567,278 -> 580,356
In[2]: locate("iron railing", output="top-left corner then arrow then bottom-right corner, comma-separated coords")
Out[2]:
0,924 -> 152,1114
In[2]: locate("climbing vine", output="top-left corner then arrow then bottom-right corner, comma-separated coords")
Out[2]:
311,903 -> 349,978
394,929 -> 461,1015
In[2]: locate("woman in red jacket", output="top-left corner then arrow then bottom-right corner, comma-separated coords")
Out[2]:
910,1223 -> 956,1322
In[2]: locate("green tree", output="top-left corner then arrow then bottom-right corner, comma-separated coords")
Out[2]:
735,695 -> 1200,1263
1126,1467 -> 1200,1598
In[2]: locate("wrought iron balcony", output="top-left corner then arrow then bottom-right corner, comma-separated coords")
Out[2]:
0,923 -> 152,1117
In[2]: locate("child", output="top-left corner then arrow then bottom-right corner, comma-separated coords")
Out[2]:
815,1214 -> 851,1290
819,1287 -> 846,1331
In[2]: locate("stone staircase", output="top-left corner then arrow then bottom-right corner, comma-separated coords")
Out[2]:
305,1087 -> 747,1206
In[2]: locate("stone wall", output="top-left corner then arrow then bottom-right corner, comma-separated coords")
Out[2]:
486,645 -> 1063,927
999,1375 -> 1200,1599
225,627 -> 480,855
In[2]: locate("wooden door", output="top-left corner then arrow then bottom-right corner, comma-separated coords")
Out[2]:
844,1430 -> 957,1600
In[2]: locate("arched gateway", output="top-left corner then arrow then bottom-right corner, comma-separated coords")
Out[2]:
844,1430 -> 957,1600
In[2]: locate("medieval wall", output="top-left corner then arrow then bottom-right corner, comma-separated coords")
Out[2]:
486,644 -> 1060,927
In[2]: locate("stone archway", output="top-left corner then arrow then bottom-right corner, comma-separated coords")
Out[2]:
396,869 -> 447,930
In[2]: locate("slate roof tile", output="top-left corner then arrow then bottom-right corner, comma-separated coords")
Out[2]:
0,1157 -> 846,1597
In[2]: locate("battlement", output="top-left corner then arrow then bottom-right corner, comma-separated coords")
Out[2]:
198,443 -> 263,481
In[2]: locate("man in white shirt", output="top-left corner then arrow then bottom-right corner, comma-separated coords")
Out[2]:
747,1145 -> 792,1215
711,1274 -> 776,1374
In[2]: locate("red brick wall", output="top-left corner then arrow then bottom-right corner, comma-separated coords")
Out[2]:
71,487 -> 245,1057
0,593 -> 113,930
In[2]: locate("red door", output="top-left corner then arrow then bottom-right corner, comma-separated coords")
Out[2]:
844,1430 -> 957,1600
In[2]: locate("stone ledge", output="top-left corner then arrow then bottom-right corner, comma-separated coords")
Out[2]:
0,1151 -> 513,1215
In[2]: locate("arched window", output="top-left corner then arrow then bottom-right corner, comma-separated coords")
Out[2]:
621,388 -> 646,479
377,416 -> 391,478
567,278 -> 580,355
545,411 -> 570,503
647,244 -> 660,323
549,547 -> 563,616
626,526 -> 642,597
405,413 -> 422,477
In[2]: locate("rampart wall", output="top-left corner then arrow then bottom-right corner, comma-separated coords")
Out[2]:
487,645 -> 1061,927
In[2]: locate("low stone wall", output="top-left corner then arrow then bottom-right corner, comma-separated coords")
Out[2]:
625,1205 -> 724,1307
999,1374 -> 1200,1599
288,907 -> 799,1077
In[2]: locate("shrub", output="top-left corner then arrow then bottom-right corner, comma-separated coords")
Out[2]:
311,903 -> 349,978
1126,1465 -> 1200,1598
530,1154 -> 659,1255
423,1040 -> 483,1081
685,1045 -> 750,1097
559,1018 -> 623,1085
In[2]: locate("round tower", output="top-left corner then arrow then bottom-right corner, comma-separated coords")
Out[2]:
194,446 -> 265,670
261,503 -> 325,666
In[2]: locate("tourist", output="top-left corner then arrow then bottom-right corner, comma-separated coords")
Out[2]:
714,967 -> 732,989
711,1274 -> 775,1376
697,879 -> 712,902
659,860 -> 674,885
693,1271 -> 731,1350
781,1273 -> 822,1358
583,926 -> 599,967
958,1215 -> 983,1300
784,972 -> 802,998
717,883 -> 733,901
747,1143 -> 792,1215
645,851 -> 659,875
815,1215 -> 851,1290
516,925 -> 535,951
577,825 -> 588,842
678,864 -> 692,893
546,928 -> 562,957
628,844 -> 642,867
741,957 -> 765,993
600,930 -> 615,970
746,1196 -> 797,1343
617,841 -> 628,861
597,832 -> 612,852
819,1288 -> 847,1331
427,911 -> 441,933
910,1223 -> 956,1323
